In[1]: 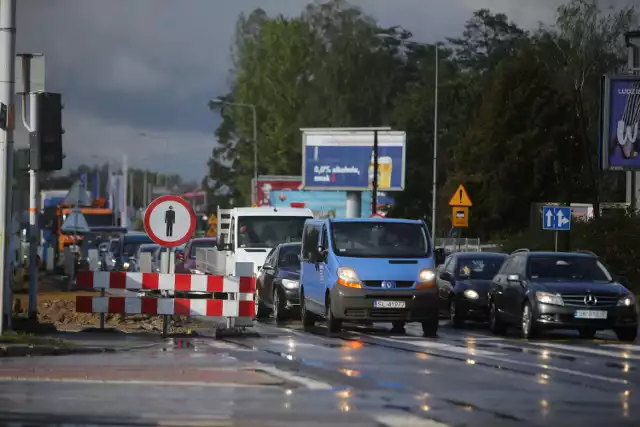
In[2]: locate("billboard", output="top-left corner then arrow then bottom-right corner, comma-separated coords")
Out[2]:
270,189 -> 394,218
301,129 -> 406,191
253,175 -> 302,206
599,75 -> 640,170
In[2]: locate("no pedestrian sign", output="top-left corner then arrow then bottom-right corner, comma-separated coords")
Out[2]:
144,195 -> 196,247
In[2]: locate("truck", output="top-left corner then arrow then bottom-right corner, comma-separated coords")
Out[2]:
56,197 -> 116,252
211,206 -> 314,276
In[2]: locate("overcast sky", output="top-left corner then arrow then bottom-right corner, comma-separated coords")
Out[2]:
14,0 -> 587,181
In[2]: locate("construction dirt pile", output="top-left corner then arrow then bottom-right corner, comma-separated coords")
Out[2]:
14,297 -> 201,335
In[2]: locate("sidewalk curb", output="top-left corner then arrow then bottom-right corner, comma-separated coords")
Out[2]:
0,342 -> 159,358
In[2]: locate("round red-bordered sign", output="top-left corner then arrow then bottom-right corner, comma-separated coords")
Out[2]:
144,195 -> 196,247
370,213 -> 384,218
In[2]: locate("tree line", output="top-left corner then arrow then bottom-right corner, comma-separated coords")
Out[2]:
206,0 -> 638,240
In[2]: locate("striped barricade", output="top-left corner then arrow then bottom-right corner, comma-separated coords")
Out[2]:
74,270 -> 256,330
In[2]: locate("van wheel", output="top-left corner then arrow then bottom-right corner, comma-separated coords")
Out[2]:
300,288 -> 316,328
421,317 -> 438,337
326,295 -> 342,335
255,290 -> 271,320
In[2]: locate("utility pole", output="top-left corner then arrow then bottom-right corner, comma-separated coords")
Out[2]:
0,0 -> 16,333
121,154 -> 128,228
626,32 -> 640,212
431,45 -> 439,240
371,130 -> 378,216
143,170 -> 148,206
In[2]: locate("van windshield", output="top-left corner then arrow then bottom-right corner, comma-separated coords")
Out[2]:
237,216 -> 310,249
331,221 -> 431,258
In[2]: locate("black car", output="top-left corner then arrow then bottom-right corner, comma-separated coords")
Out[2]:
438,252 -> 507,327
488,249 -> 638,341
255,242 -> 301,321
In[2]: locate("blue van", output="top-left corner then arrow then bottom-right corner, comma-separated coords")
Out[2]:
299,217 -> 439,336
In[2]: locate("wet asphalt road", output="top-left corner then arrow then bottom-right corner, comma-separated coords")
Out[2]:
0,319 -> 638,427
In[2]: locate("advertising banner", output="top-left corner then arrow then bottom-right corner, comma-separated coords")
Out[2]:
599,75 -> 640,170
301,129 -> 406,191
253,175 -> 302,206
270,189 -> 394,218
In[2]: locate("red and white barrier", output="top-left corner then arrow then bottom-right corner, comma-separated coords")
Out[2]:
76,271 -> 255,293
75,271 -> 256,328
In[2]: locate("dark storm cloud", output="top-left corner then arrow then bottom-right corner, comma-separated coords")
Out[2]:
14,0 -> 634,179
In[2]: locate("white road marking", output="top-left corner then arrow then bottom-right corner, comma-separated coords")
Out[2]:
0,378 -> 275,388
255,365 -> 333,390
358,334 -> 628,384
374,413 -> 450,427
528,342 -> 640,360
602,343 -> 640,351
370,335 -> 506,357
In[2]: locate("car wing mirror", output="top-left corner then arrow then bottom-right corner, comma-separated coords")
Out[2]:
440,271 -> 452,281
507,274 -> 521,283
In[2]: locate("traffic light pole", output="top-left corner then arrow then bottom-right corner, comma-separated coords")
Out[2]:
27,92 -> 39,319
0,0 -> 16,334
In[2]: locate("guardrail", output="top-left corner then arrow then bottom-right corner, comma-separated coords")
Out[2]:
195,247 -> 228,275
434,238 -> 502,253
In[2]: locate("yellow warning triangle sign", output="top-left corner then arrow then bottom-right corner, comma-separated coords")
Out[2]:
448,184 -> 472,207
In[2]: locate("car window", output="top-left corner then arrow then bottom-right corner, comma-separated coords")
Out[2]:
500,257 -> 515,274
264,248 -> 276,267
456,256 -> 506,279
528,255 -> 612,282
445,256 -> 456,275
278,244 -> 302,267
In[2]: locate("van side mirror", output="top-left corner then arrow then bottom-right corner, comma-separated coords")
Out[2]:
315,245 -> 327,262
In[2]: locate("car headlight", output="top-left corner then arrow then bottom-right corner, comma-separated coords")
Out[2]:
281,279 -> 299,290
618,295 -> 636,307
464,289 -> 479,300
123,262 -> 130,270
536,291 -> 564,306
337,267 -> 361,289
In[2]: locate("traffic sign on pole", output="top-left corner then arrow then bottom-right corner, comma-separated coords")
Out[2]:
448,184 -> 472,207
451,207 -> 469,228
144,195 -> 196,247
542,206 -> 571,231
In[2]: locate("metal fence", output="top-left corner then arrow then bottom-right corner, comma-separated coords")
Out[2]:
434,237 -> 502,253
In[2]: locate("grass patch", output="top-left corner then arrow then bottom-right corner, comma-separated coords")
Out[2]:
0,331 -> 76,347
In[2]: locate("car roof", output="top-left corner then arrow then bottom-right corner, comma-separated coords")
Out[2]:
456,252 -> 507,259
308,217 -> 423,225
520,251 -> 596,258
278,242 -> 301,249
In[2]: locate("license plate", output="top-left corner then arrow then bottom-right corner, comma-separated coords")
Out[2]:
574,310 -> 607,319
374,300 -> 406,309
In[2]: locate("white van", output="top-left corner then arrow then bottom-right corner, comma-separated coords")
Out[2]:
217,206 -> 314,276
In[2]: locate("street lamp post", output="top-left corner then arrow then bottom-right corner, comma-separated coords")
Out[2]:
210,98 -> 257,203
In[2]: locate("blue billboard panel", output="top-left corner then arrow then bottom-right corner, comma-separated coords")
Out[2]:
599,75 -> 640,170
270,190 -> 394,218
301,130 -> 406,191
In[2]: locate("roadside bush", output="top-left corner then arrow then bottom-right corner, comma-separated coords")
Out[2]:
499,212 -> 640,294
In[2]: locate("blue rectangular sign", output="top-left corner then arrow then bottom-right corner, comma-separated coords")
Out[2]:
542,206 -> 571,231
301,130 -> 406,191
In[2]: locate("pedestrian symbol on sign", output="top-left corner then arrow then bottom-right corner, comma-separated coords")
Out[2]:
165,206 -> 176,237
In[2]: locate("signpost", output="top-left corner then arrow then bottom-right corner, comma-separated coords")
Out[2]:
542,205 -> 571,252
144,195 -> 196,248
143,195 -> 196,335
448,185 -> 472,250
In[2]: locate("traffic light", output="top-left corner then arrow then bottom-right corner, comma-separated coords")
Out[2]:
31,92 -> 64,171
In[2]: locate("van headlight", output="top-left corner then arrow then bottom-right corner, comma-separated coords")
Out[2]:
536,291 -> 564,306
618,295 -> 636,307
416,268 -> 436,289
281,279 -> 299,289
337,267 -> 361,289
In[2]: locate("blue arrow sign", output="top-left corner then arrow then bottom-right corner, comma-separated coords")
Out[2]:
542,206 -> 571,231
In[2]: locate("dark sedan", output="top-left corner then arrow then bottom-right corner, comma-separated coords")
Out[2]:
175,237 -> 217,274
489,250 -> 638,341
438,252 -> 507,327
255,242 -> 301,322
